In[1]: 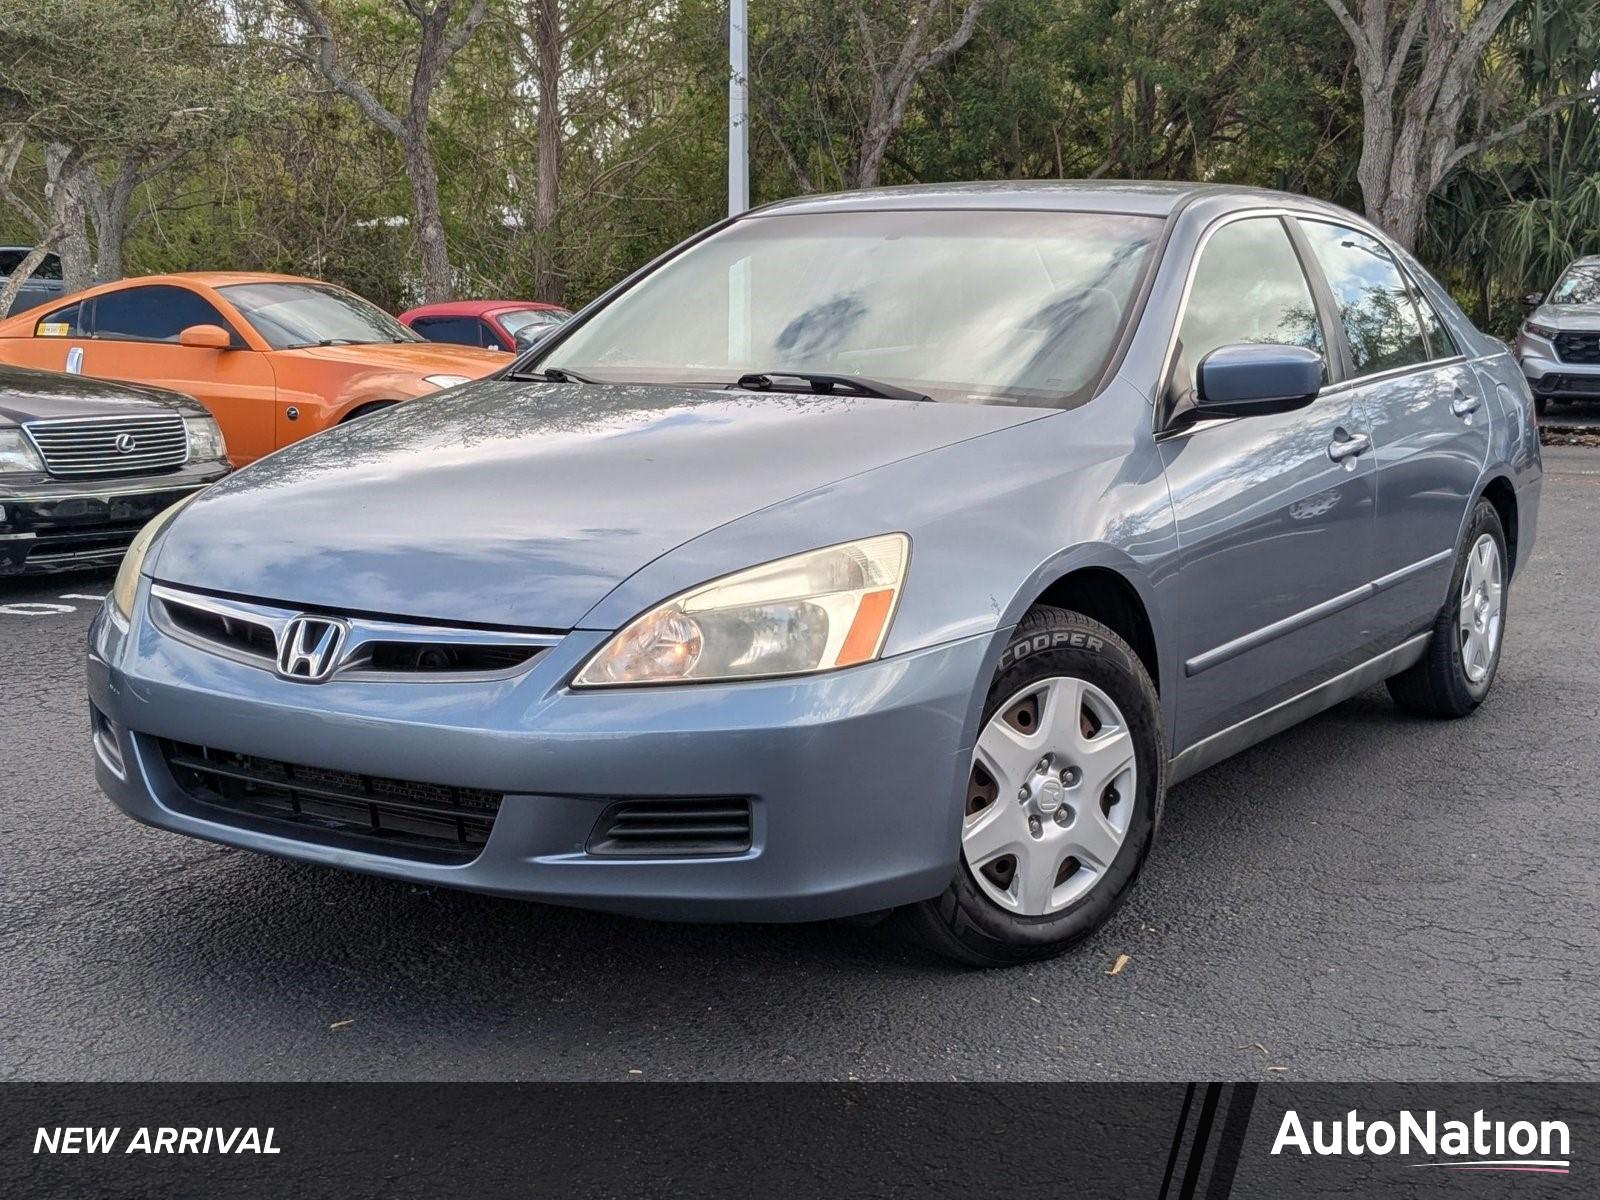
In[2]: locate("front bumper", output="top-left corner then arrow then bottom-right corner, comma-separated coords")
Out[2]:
1,466 -> 226,575
88,578 -> 995,922
1517,339 -> 1600,399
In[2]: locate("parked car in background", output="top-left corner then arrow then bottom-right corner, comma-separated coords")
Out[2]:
399,300 -> 571,352
1,248 -> 65,317
90,182 -> 1539,966
0,273 -> 504,465
1516,255 -> 1600,416
1,364 -> 228,575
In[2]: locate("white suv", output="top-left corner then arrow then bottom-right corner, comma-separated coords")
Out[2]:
1517,255 -> 1600,416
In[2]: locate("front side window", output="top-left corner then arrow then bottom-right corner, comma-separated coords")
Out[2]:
219,282 -> 420,350
1548,263 -> 1600,305
1298,221 -> 1429,376
92,285 -> 235,343
540,209 -> 1163,408
1173,217 -> 1326,400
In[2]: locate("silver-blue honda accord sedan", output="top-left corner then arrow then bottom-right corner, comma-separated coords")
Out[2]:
89,182 -> 1541,965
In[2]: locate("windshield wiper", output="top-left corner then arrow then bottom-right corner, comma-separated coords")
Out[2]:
289,337 -> 363,348
511,366 -> 607,384
734,371 -> 930,402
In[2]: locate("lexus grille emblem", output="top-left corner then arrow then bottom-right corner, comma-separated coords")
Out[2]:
275,616 -> 348,682
114,433 -> 138,454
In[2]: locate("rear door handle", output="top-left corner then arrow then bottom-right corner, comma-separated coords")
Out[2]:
1451,388 -> 1481,417
1327,431 -> 1371,462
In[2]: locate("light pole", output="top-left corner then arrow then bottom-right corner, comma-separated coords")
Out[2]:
729,0 -> 749,216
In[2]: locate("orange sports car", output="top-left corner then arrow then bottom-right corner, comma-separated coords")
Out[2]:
0,272 -> 505,464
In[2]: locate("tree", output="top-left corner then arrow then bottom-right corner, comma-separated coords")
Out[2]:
285,0 -> 489,301
0,138 -> 83,315
755,0 -> 998,191
0,0 -> 265,296
1322,0 -> 1600,249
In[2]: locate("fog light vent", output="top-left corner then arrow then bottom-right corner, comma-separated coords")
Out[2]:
586,798 -> 753,857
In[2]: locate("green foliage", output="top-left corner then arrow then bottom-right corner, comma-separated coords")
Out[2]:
1,0 -> 1594,317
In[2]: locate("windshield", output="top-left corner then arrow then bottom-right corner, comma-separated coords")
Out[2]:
500,308 -> 569,337
538,210 -> 1162,407
219,282 -> 421,349
1548,264 -> 1600,306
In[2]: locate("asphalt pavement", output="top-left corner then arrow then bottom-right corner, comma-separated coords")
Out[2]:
3,445 -> 1598,1082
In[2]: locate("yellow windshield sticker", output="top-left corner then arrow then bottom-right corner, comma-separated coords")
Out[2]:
36,322 -> 70,337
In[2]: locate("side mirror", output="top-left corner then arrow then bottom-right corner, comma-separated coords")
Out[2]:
1524,292 -> 1544,308
1194,344 -> 1322,419
178,323 -> 232,350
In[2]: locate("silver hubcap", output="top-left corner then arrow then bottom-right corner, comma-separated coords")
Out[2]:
1458,534 -> 1504,684
964,676 -> 1137,917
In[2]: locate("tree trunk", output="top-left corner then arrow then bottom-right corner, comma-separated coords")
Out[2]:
45,145 -> 91,292
91,159 -> 140,284
403,133 -> 452,303
532,0 -> 564,305
0,245 -> 56,317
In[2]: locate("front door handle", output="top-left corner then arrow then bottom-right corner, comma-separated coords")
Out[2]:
1327,431 -> 1371,462
1450,388 -> 1482,417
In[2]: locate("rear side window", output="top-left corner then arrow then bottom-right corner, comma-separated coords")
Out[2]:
410,315 -> 483,347
35,302 -> 87,337
1174,216 -> 1326,398
1,250 -> 62,280
1298,221 -> 1429,376
92,285 -> 236,343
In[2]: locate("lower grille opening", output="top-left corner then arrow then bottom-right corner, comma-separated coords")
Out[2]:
160,740 -> 502,861
587,798 -> 753,858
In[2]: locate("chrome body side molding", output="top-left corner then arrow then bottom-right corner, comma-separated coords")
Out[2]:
1169,632 -> 1432,785
1184,549 -> 1452,677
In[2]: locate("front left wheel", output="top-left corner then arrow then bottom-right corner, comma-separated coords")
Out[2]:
898,606 -> 1164,967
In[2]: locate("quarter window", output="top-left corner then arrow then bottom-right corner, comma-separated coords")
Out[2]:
1298,221 -> 1429,376
35,302 -> 87,337
91,285 -> 238,344
1174,217 -> 1326,401
1409,278 -> 1457,359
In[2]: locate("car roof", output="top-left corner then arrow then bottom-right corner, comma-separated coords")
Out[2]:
400,300 -> 566,319
752,180 -> 1359,220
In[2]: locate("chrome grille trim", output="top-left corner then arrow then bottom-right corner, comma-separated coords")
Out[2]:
23,412 -> 189,477
149,583 -> 561,682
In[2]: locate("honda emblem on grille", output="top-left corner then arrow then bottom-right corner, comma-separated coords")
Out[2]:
275,616 -> 348,682
114,433 -> 137,454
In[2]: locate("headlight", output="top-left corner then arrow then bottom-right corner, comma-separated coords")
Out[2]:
109,493 -> 199,622
574,533 -> 910,687
1523,322 -> 1557,340
423,374 -> 472,390
183,414 -> 227,461
0,428 -> 44,474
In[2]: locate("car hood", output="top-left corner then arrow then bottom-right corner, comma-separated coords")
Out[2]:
0,364 -> 203,424
1531,303 -> 1600,331
150,381 -> 1046,629
274,341 -> 505,375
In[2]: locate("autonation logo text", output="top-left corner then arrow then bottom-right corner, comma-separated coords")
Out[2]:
1272,1109 -> 1571,1175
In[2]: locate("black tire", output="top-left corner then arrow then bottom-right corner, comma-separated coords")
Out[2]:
1534,393 -> 1548,418
896,606 -> 1165,968
341,401 -> 399,423
1386,498 -> 1508,718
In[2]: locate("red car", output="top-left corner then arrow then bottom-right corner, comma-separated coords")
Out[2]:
398,300 -> 571,354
